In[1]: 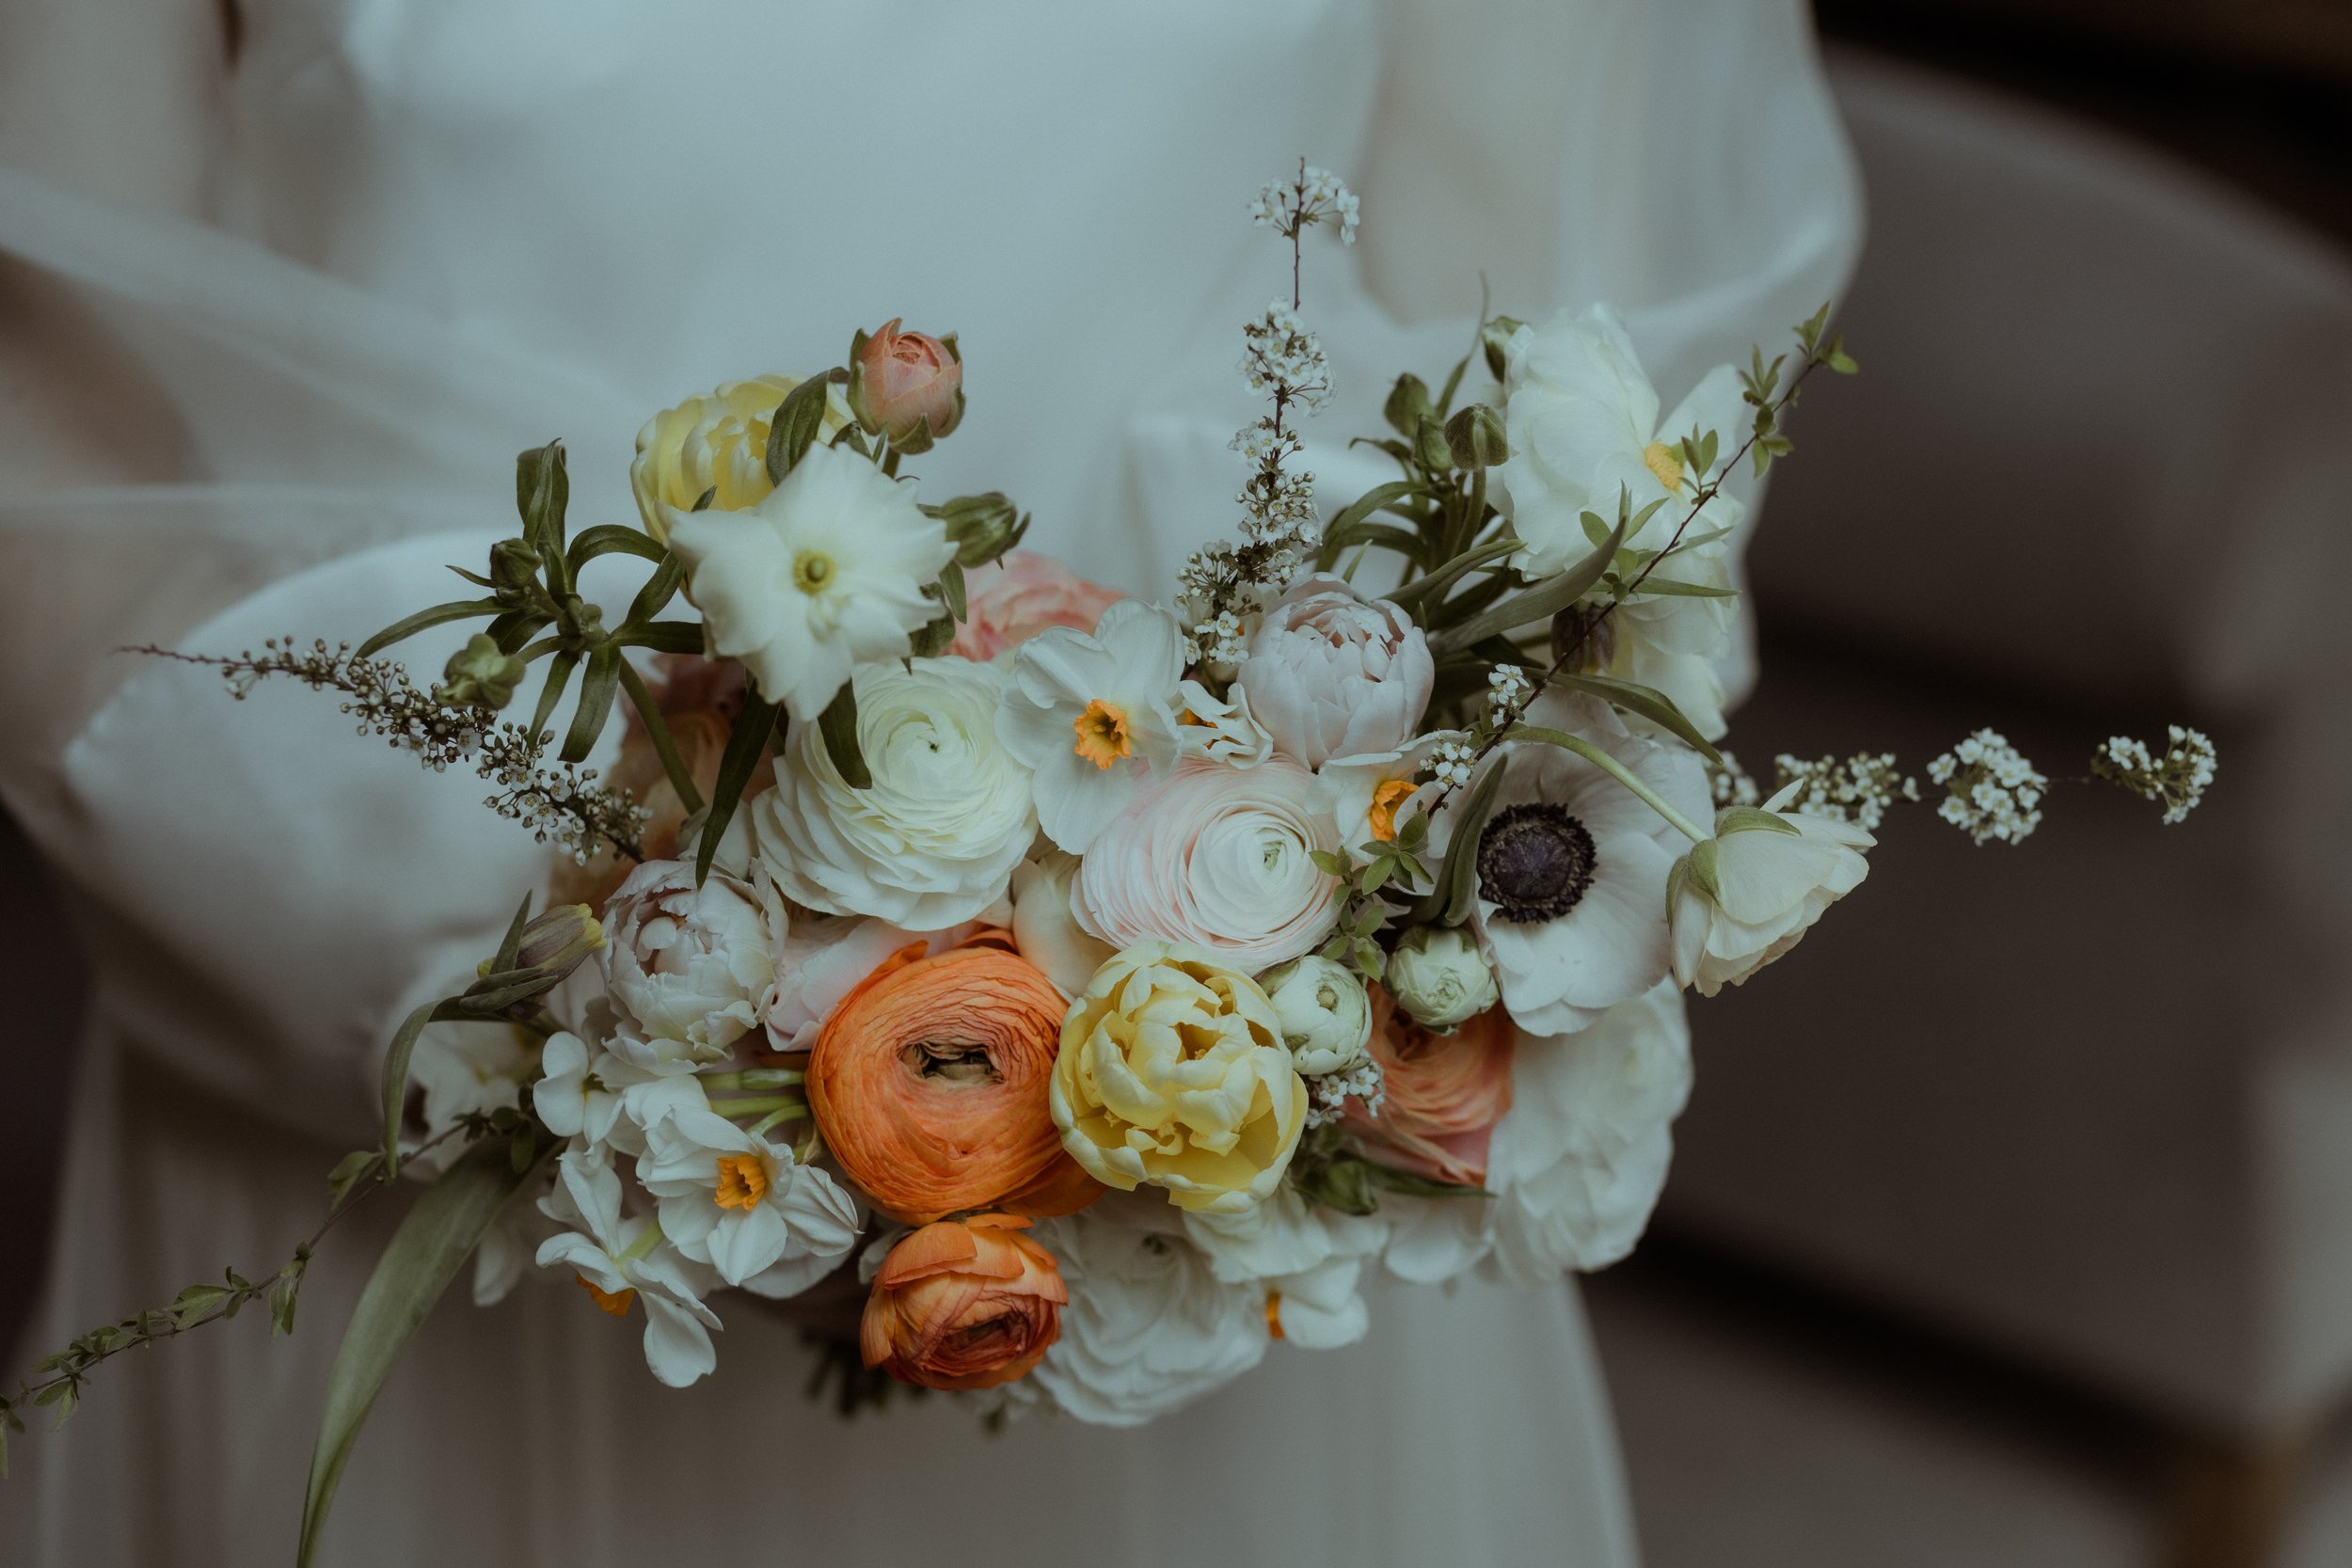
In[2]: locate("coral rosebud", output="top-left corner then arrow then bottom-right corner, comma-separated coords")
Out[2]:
860,1214 -> 1067,1390
1344,988 -> 1515,1187
853,318 -> 964,448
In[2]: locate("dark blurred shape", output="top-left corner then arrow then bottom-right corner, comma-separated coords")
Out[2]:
0,811 -> 83,1361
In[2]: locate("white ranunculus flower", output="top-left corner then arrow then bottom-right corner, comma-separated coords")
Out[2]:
996,599 -> 1187,852
601,860 -> 786,1059
1487,981 -> 1692,1279
1256,956 -> 1374,1075
1071,758 -> 1343,973
1384,925 -> 1500,1032
755,656 -> 1036,927
1237,575 -> 1434,769
1030,1198 -> 1270,1425
665,441 -> 954,723
536,1149 -> 723,1388
1669,795 -> 1873,996
636,1106 -> 861,1294
1426,693 -> 1709,1036
1009,851 -> 1117,998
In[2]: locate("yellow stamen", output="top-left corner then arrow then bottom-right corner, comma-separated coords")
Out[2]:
1368,778 -> 1417,843
714,1152 -> 770,1211
1641,440 -> 1685,494
1073,699 -> 1134,770
792,549 -> 836,594
576,1275 -> 636,1318
1265,1291 -> 1285,1341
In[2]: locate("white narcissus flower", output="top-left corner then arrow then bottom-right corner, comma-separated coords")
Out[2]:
1255,956 -> 1374,1076
664,441 -> 954,724
1173,677 -> 1273,768
536,1150 -> 723,1388
405,1020 -> 536,1177
755,656 -> 1036,927
1071,758 -> 1343,974
1029,1198 -> 1269,1425
636,1107 -> 861,1295
601,860 -> 786,1060
1323,734 -> 1453,870
1009,851 -> 1117,999
1384,925 -> 1499,1032
995,599 -> 1187,852
1237,575 -> 1434,769
1669,794 -> 1872,996
532,1027 -> 707,1157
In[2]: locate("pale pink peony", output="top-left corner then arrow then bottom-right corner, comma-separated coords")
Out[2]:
1070,758 -> 1342,973
1236,575 -> 1434,769
947,551 -> 1124,662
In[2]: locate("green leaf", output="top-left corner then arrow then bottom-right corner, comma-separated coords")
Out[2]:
525,650 -> 580,742
514,444 -> 571,596
1365,1162 -> 1491,1200
1316,481 -> 1426,570
558,642 -> 624,764
695,692 -> 780,885
1435,347 -> 1474,418
565,525 -> 667,571
1715,805 -> 1803,837
616,619 -> 705,656
1438,760 -> 1507,926
353,599 -> 503,661
818,679 -> 870,790
936,560 -> 967,622
1626,578 -> 1738,599
298,1143 -> 545,1568
764,375 -> 835,484
326,1150 -> 387,1208
269,1261 -> 307,1338
1382,536 -> 1518,615
1428,513 -> 1625,656
376,1001 -> 441,1180
1548,672 -> 1724,765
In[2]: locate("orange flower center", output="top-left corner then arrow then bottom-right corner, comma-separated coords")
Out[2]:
576,1275 -> 636,1318
1072,699 -> 1134,770
714,1153 -> 770,1211
1368,778 -> 1417,843
1265,1291 -> 1285,1340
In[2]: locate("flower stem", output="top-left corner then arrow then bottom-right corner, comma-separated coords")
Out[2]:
1512,725 -> 1710,843
615,657 -> 705,816
699,1069 -> 803,1091
713,1094 -> 806,1120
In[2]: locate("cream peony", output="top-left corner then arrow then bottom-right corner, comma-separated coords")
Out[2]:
1669,797 -> 1872,996
755,656 -> 1035,927
601,860 -> 786,1059
1029,1198 -> 1269,1424
1255,956 -> 1374,1076
1237,575 -> 1433,769
1383,925 -> 1499,1032
630,374 -> 850,544
1009,851 -> 1117,999
995,599 -> 1187,852
1071,758 -> 1342,973
1049,942 -> 1307,1214
666,441 -> 954,723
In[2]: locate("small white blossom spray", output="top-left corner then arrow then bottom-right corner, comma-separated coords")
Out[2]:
2092,726 -> 2217,825
1927,729 -> 2045,846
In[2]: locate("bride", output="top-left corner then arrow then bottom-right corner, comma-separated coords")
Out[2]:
0,2 -> 1857,1562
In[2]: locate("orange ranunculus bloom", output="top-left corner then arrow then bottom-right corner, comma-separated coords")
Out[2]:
860,1214 -> 1067,1389
1344,987 -> 1516,1186
808,933 -> 1102,1225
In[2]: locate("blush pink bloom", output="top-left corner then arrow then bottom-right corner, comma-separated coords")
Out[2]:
947,551 -> 1124,662
1344,988 -> 1516,1187
856,318 -> 964,444
1236,575 -> 1434,769
1071,757 -> 1342,973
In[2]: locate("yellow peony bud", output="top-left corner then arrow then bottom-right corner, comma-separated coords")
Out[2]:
629,374 -> 849,544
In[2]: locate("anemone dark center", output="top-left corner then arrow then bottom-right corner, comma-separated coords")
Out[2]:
1477,802 -> 1597,923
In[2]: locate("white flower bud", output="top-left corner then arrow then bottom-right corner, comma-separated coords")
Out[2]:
1257,956 -> 1374,1076
1385,925 -> 1499,1032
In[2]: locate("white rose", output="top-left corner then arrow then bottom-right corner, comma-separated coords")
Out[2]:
601,860 -> 785,1059
755,656 -> 1035,927
1237,575 -> 1433,769
1029,1198 -> 1269,1425
1669,799 -> 1872,995
1384,925 -> 1499,1032
1256,956 -> 1374,1075
1009,851 -> 1117,998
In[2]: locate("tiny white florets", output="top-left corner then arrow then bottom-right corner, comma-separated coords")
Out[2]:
1927,728 -> 2045,846
2093,725 -> 2217,825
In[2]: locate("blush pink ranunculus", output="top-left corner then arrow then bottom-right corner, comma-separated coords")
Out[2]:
855,318 -> 964,444
1236,575 -> 1434,769
947,551 -> 1124,662
1344,987 -> 1516,1187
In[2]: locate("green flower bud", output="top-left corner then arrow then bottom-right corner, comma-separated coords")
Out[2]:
460,903 -> 607,1021
488,537 -> 541,604
1413,412 -> 1454,473
1444,403 -> 1510,469
1481,315 -> 1525,383
1384,372 -> 1432,437
933,491 -> 1025,567
435,633 -> 528,711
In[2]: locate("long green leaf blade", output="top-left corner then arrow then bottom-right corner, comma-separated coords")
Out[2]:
1549,672 -> 1724,765
695,691 -> 780,884
353,599 -> 502,661
559,643 -> 624,764
818,678 -> 870,790
1428,515 -> 1625,656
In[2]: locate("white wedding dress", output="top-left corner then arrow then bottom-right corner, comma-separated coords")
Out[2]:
0,3 -> 1857,1563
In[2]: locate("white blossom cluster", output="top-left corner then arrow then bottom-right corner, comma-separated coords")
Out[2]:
1237,301 -> 1332,408
1304,1061 -> 1386,1131
1432,738 -> 1479,789
1708,750 -> 1761,808
1485,664 -> 1534,728
1927,729 -> 2045,846
1248,164 -> 1360,245
2093,725 -> 2217,825
1772,752 -> 1920,831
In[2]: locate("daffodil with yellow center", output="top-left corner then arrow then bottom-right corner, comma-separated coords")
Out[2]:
1367,777 -> 1417,842
1073,698 -> 1135,769
713,1153 -> 771,1212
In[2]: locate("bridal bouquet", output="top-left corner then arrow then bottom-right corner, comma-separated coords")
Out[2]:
6,166 -> 2217,1557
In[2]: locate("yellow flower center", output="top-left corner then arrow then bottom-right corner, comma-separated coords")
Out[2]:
792,549 -> 836,594
1265,1291 -> 1285,1340
1368,778 -> 1417,843
1641,440 -> 1685,494
1073,699 -> 1134,770
576,1275 -> 636,1318
714,1153 -> 770,1211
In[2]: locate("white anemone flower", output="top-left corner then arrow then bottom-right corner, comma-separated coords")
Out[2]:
536,1150 -> 723,1387
665,441 -> 954,723
636,1106 -> 861,1295
996,598 -> 1187,852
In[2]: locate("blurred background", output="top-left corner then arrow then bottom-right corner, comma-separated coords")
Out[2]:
4,3 -> 2349,1565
